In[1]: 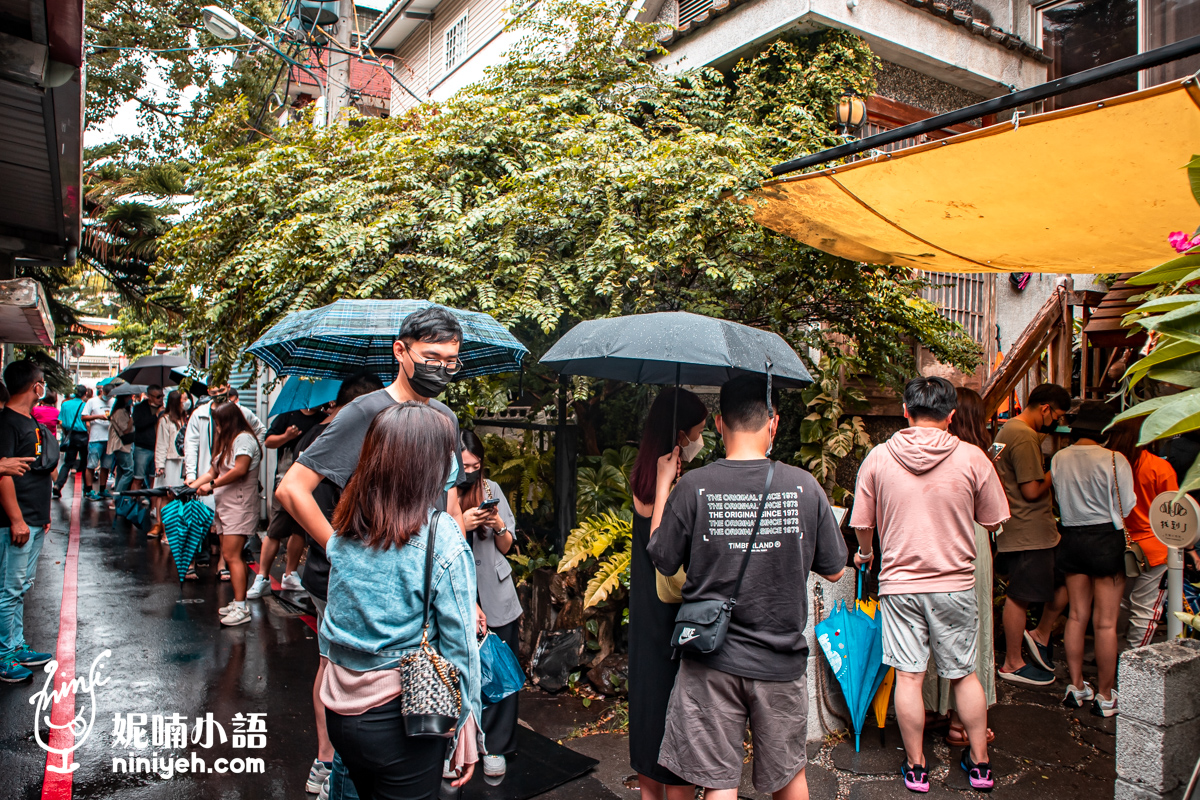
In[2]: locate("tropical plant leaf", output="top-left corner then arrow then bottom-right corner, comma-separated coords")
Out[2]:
584,547 -> 632,608
1108,388 -> 1200,429
1140,396 -> 1200,444
559,511 -> 632,572
1146,368 -> 1200,388
1125,340 -> 1200,386
1178,453 -> 1200,495
1128,295 -> 1200,316
1188,153 -> 1200,207
1127,254 -> 1200,286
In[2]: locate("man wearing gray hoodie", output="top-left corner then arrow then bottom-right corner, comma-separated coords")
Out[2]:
850,377 -> 1009,794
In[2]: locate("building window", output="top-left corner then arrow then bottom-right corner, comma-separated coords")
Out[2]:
1037,0 -> 1200,108
445,11 -> 468,72
677,0 -> 713,27
919,272 -> 990,345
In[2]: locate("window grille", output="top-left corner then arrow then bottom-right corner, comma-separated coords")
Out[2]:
919,271 -> 989,345
444,12 -> 468,72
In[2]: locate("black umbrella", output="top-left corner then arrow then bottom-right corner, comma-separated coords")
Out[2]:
120,355 -> 191,386
109,383 -> 147,398
540,311 -> 812,432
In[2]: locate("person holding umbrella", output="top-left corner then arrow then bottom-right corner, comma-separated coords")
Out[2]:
277,306 -> 468,560
647,376 -> 846,800
850,377 -> 1009,792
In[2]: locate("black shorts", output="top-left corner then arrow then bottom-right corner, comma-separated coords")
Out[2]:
265,504 -> 301,540
1055,523 -> 1125,577
995,547 -> 1061,603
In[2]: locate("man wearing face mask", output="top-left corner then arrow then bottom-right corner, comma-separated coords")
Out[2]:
277,306 -> 467,563
993,383 -> 1072,687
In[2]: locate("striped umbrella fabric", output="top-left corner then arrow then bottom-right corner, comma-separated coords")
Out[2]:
161,498 -> 214,583
247,300 -> 528,381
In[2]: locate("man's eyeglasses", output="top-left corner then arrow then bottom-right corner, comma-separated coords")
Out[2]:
419,359 -> 462,375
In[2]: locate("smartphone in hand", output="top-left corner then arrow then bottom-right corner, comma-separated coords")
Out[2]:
478,498 -> 501,511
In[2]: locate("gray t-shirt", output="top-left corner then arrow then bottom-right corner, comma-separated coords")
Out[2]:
297,390 -> 463,508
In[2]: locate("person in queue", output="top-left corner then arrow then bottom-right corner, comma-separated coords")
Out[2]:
82,383 -> 114,501
151,391 -> 190,542
0,361 -> 53,682
458,430 -> 521,781
993,383 -> 1072,686
852,378 -> 1009,792
1050,400 -> 1135,717
188,401 -> 264,627
318,403 -> 482,798
54,385 -> 89,498
130,384 -> 164,492
648,376 -> 846,800
627,387 -> 707,800
291,371 -> 383,799
107,393 -> 135,498
1108,417 -> 1180,647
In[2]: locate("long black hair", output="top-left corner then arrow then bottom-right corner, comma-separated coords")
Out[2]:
630,387 -> 707,506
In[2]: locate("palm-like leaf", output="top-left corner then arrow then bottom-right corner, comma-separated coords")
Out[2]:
584,545 -> 632,608
559,511 -> 632,572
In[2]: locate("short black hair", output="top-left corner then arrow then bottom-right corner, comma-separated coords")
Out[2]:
226,387 -> 239,401
719,375 -> 779,432
336,370 -> 384,407
399,306 -> 462,345
146,383 -> 163,395
903,376 -> 957,422
1027,383 -> 1071,412
74,384 -> 87,398
3,360 -> 43,396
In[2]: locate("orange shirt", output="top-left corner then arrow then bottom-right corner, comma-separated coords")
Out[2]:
1125,451 -> 1178,567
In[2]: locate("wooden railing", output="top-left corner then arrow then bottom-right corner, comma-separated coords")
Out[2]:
981,286 -> 1072,418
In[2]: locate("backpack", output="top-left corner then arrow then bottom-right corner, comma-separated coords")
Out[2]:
33,422 -> 59,472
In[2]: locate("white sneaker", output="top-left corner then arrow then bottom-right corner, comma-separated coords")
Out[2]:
1093,690 -> 1119,717
246,574 -> 271,599
306,759 -> 332,793
318,774 -> 330,800
218,600 -> 238,615
220,605 -> 251,626
280,571 -> 303,591
483,754 -> 506,777
1063,682 -> 1095,709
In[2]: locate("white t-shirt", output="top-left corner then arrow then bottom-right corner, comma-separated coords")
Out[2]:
224,432 -> 262,476
1050,444 -> 1137,528
83,397 -> 112,443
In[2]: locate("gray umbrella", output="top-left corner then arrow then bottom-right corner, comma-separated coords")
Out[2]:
541,312 -> 812,436
109,383 -> 147,397
540,312 -> 813,387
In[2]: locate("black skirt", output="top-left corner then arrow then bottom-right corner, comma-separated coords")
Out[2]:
1055,523 -> 1125,577
627,513 -> 688,785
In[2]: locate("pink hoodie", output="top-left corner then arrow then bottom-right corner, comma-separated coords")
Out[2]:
850,427 -> 1010,594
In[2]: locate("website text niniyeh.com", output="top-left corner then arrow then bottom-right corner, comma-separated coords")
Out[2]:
112,752 -> 265,779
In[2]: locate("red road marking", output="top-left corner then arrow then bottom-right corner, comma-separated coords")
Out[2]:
41,474 -> 83,800
246,563 -> 317,632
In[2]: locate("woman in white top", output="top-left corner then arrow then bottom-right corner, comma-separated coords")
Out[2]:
1050,401 -> 1136,718
189,400 -> 262,627
151,391 -> 190,542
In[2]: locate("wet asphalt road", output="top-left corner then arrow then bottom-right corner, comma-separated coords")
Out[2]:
0,479 -> 326,800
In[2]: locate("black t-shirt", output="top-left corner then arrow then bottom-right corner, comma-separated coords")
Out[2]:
131,401 -> 160,450
295,421 -> 339,600
646,458 -> 847,681
268,409 -> 325,477
0,408 -> 52,528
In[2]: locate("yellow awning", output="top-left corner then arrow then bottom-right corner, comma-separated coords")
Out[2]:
751,79 -> 1200,274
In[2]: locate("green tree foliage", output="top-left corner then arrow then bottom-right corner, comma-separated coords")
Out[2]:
155,0 -> 979,387
1112,154 -> 1200,492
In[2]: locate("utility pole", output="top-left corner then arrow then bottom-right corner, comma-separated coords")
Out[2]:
326,0 -> 355,123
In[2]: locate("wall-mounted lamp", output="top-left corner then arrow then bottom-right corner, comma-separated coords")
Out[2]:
834,88 -> 868,135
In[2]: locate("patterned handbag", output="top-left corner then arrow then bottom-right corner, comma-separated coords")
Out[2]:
399,511 -> 463,738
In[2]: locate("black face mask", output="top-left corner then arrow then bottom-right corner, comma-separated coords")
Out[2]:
457,469 -> 481,489
407,358 -> 453,398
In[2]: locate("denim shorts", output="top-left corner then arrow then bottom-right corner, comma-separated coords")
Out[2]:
86,442 -> 112,471
132,446 -> 155,482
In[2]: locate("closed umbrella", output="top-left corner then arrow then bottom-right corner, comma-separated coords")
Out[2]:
815,569 -> 891,752
269,376 -> 341,418
160,490 -> 213,583
120,354 -> 191,386
247,299 -> 528,381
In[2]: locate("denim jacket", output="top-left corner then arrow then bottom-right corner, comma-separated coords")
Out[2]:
319,510 -> 482,733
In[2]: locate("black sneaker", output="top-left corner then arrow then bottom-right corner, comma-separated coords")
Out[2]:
961,751 -> 994,791
997,663 -> 1056,686
51,487 -> 62,498
1023,630 -> 1055,671
901,761 -> 930,793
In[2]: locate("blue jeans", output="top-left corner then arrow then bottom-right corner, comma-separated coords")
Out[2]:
131,446 -> 155,484
0,525 -> 45,656
330,752 -> 362,800
112,449 -> 135,494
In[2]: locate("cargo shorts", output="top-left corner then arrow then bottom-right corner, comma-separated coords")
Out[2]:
659,659 -> 809,793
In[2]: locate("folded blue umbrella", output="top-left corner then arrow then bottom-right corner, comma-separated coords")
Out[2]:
815,570 -> 890,752
161,495 -> 214,583
269,376 -> 341,417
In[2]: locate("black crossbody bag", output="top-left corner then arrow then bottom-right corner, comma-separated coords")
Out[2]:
671,461 -> 775,655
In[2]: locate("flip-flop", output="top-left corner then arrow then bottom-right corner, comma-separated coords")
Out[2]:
945,723 -> 995,747
219,569 -> 231,581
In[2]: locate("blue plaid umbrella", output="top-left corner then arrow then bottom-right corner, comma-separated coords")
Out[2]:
247,300 -> 528,381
